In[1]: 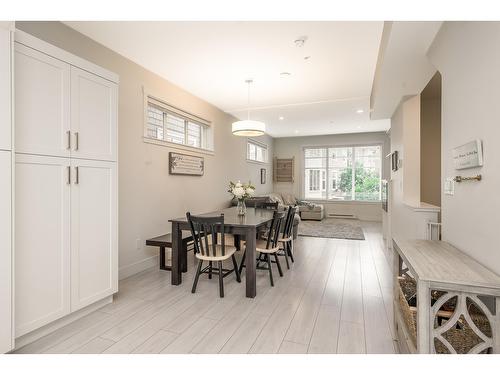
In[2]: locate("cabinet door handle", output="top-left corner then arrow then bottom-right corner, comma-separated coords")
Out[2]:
66,131 -> 71,150
67,166 -> 71,185
75,132 -> 79,151
75,166 -> 79,184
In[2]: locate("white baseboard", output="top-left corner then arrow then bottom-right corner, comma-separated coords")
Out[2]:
119,255 -> 159,280
14,295 -> 113,351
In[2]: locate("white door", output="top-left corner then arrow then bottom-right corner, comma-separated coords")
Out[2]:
15,43 -> 71,157
0,28 -> 11,151
71,67 -> 117,162
0,151 -> 12,352
15,154 -> 71,337
70,159 -> 117,311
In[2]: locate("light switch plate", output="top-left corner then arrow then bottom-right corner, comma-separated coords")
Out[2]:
444,178 -> 454,196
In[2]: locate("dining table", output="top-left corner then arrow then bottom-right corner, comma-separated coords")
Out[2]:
169,206 -> 275,298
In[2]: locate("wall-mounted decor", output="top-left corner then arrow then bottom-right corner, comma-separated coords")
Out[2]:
453,139 -> 483,170
169,152 -> 204,176
260,168 -> 266,184
391,151 -> 399,172
273,157 -> 294,182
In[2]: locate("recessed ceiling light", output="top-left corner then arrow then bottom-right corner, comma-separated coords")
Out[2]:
357,126 -> 362,129
294,36 -> 308,47
356,109 -> 364,114
279,116 -> 284,120
280,72 -> 291,77
294,130 -> 300,134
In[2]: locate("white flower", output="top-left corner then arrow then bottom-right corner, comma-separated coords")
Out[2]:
246,187 -> 255,196
232,186 -> 245,198
235,181 -> 242,188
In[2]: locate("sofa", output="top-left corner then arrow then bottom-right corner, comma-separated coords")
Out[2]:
252,192 -> 325,221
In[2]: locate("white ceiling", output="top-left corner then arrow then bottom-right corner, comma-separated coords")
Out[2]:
64,21 -> 390,137
370,21 -> 443,120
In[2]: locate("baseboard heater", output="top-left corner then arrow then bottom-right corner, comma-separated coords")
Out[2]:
327,213 -> 357,219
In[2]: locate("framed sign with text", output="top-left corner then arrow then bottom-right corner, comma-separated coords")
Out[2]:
452,140 -> 483,170
169,152 -> 204,176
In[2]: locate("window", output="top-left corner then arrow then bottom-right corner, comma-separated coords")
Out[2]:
145,96 -> 210,150
247,140 -> 268,163
304,145 -> 382,201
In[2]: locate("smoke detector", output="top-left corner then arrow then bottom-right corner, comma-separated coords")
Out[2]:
294,36 -> 308,47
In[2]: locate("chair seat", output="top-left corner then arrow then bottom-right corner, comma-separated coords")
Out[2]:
195,244 -> 237,261
261,234 -> 292,243
253,239 -> 280,254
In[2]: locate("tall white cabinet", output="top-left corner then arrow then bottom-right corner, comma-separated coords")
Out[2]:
0,22 -> 13,354
13,31 -> 119,341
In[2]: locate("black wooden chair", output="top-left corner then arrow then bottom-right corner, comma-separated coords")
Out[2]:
262,205 -> 297,269
186,212 -> 241,298
239,210 -> 286,286
278,205 -> 297,268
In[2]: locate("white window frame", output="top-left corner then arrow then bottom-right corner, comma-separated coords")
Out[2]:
246,139 -> 268,164
302,143 -> 383,203
143,91 -> 214,154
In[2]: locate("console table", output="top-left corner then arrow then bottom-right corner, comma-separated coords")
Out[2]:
393,238 -> 500,354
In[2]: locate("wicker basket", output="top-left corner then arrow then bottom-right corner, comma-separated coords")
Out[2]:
397,276 -> 492,354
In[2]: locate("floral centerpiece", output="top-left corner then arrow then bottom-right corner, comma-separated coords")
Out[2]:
228,180 -> 255,216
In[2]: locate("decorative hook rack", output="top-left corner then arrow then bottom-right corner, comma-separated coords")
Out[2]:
453,174 -> 482,183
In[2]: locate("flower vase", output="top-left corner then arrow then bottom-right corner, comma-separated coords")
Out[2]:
236,199 -> 247,216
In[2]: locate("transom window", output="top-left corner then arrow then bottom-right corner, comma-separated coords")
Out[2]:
247,140 -> 268,163
145,96 -> 211,150
304,145 -> 382,201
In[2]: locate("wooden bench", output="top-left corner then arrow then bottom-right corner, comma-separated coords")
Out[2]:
145,233 -> 193,272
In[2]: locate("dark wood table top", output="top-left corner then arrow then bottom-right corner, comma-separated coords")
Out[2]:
170,206 -> 274,228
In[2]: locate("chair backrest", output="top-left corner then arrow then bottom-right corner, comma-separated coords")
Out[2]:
256,201 -> 279,210
186,212 -> 225,258
245,197 -> 268,208
283,205 -> 298,239
264,210 -> 286,249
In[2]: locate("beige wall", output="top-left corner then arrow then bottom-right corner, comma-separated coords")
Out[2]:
420,76 -> 441,207
273,132 -> 390,221
16,21 -> 274,278
428,22 -> 500,275
389,97 -> 438,242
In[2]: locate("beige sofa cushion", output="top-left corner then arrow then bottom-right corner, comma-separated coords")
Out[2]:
281,192 -> 297,205
267,193 -> 284,205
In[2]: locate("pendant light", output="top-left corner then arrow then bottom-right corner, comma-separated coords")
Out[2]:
232,79 -> 266,136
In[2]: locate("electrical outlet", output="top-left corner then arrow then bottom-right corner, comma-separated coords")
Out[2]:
136,238 -> 142,250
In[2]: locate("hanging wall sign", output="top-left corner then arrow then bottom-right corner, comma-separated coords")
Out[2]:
169,152 -> 204,176
452,140 -> 483,170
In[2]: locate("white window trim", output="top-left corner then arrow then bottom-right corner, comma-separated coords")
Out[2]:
143,88 -> 214,154
301,142 -> 383,203
246,138 -> 269,164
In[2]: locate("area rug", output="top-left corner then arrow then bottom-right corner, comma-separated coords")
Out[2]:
298,218 -> 365,240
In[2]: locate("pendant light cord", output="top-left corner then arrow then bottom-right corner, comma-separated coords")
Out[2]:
247,80 -> 251,120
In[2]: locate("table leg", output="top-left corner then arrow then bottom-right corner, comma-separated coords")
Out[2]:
245,227 -> 257,298
160,246 -> 166,270
181,239 -> 188,273
171,222 -> 182,285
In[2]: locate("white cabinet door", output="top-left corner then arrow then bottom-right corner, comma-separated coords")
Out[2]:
15,154 -> 71,337
70,159 -> 117,311
15,44 -> 71,157
0,151 -> 12,352
71,67 -> 117,162
0,28 -> 11,151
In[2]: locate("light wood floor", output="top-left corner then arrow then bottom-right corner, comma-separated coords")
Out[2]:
15,221 -> 397,354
